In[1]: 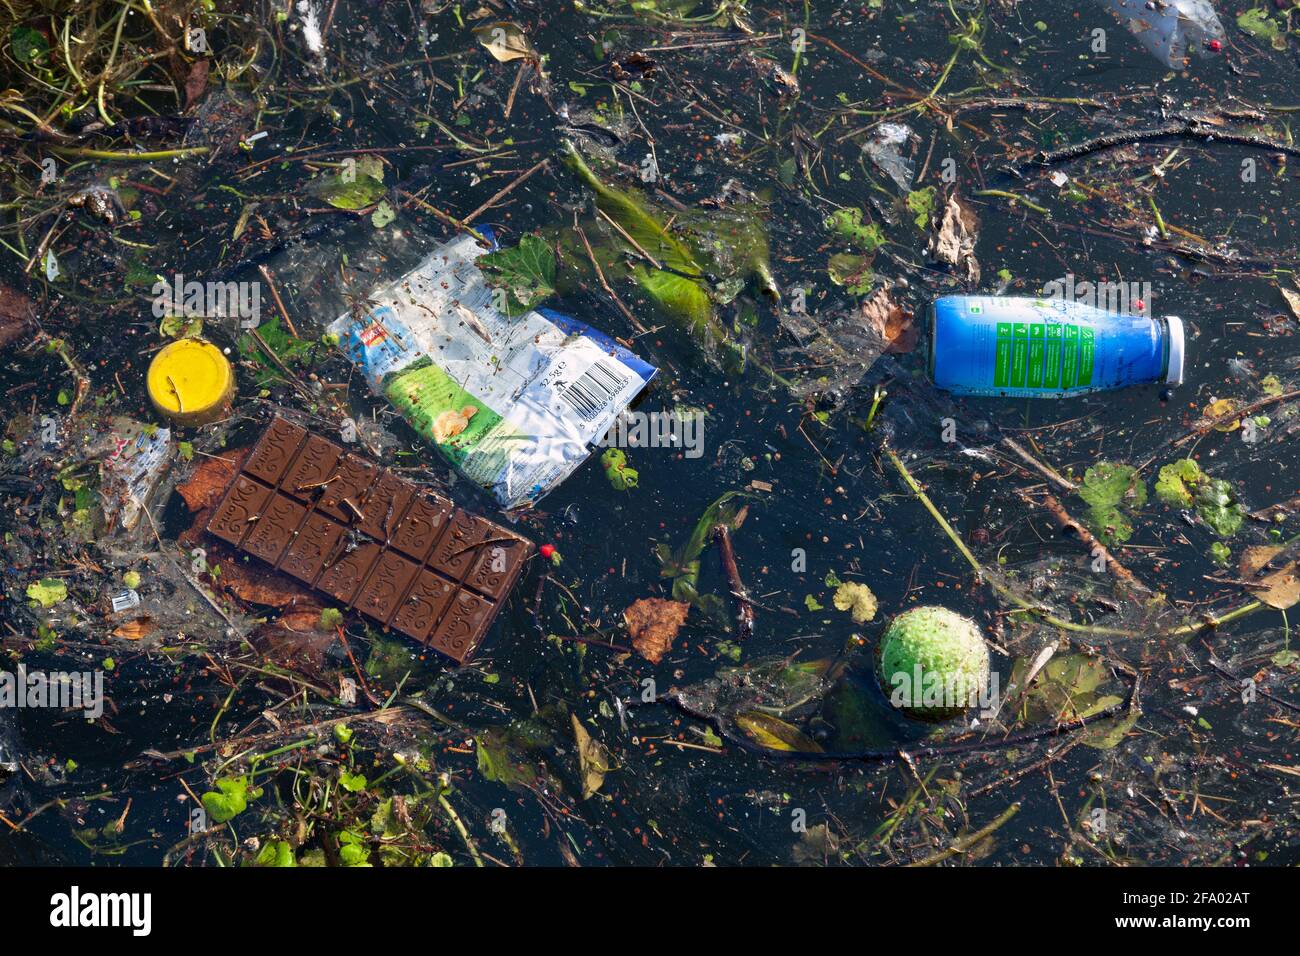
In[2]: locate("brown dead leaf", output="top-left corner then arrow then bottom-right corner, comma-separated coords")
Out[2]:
623,597 -> 689,664
0,282 -> 34,350
473,22 -> 537,62
1240,544 -> 1283,577
926,192 -> 980,285
859,288 -> 916,354
184,58 -> 210,110
1250,562 -> 1300,610
112,617 -> 157,641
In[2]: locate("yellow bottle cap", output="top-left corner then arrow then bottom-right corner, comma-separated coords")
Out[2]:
147,338 -> 234,427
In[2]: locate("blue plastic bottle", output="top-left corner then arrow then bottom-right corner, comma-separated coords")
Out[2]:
928,296 -> 1184,398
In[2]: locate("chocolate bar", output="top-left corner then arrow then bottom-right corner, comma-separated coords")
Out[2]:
207,417 -> 532,662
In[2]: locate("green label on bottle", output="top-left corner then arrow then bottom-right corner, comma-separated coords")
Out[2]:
994,322 -> 1013,387
1062,325 -> 1079,387
1078,326 -> 1095,386
1011,323 -> 1029,387
1027,324 -> 1046,388
1044,325 -> 1062,388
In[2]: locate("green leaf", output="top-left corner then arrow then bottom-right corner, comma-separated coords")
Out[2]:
824,208 -> 885,252
1238,8 -> 1280,41
315,156 -> 386,210
10,27 -> 49,64
339,771 -> 368,792
1077,462 -> 1146,545
252,840 -> 296,867
804,594 -> 824,611
1155,458 -> 1199,507
563,142 -> 741,368
1196,477 -> 1244,537
370,199 -> 397,228
1156,459 -> 1245,537
828,252 -> 873,294
201,776 -> 259,824
26,578 -> 67,608
905,186 -> 937,229
478,234 -> 557,312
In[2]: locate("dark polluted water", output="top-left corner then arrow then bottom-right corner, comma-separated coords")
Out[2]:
0,0 -> 1299,870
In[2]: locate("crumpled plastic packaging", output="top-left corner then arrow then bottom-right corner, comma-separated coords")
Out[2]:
862,123 -> 916,192
1097,0 -> 1225,67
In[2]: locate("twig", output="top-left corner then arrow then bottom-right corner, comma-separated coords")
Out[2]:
574,223 -> 647,333
1000,436 -> 1078,494
714,524 -> 755,639
906,802 -> 1021,866
1136,390 -> 1300,473
1022,491 -> 1153,595
463,158 -> 549,225
257,265 -> 299,338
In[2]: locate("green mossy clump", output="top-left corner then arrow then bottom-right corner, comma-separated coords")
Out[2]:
876,606 -> 990,721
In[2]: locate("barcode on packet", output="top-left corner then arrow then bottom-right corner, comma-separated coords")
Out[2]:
558,358 -> 630,423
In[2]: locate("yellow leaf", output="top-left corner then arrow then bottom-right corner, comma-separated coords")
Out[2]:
734,712 -> 822,753
832,581 -> 878,623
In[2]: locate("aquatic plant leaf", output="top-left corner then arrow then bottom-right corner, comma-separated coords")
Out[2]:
564,142 -> 740,365
624,597 -> 690,664
825,207 -> 885,252
252,840 -> 296,867
315,156 -> 386,210
476,726 -> 541,790
478,234 -> 556,311
832,581 -> 878,623
1237,8 -> 1281,42
10,27 -> 48,64
1155,458 -> 1199,507
571,713 -> 613,799
828,253 -> 873,294
734,712 -> 822,753
201,776 -> 260,824
1080,711 -> 1138,750
26,578 -> 67,608
1013,653 -> 1119,722
1078,462 -> 1146,545
906,186 -> 937,229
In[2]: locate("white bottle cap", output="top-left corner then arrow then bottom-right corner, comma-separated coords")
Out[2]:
1164,315 -> 1185,386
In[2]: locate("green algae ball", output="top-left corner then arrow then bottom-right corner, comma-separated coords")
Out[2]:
876,606 -> 990,721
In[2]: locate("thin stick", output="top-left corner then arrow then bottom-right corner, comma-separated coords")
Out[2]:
596,207 -> 663,270
463,159 -> 549,225
1000,436 -> 1077,493
714,525 -> 755,639
257,265 -> 299,338
906,802 -> 1021,866
574,223 -> 647,333
1023,491 -> 1152,595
